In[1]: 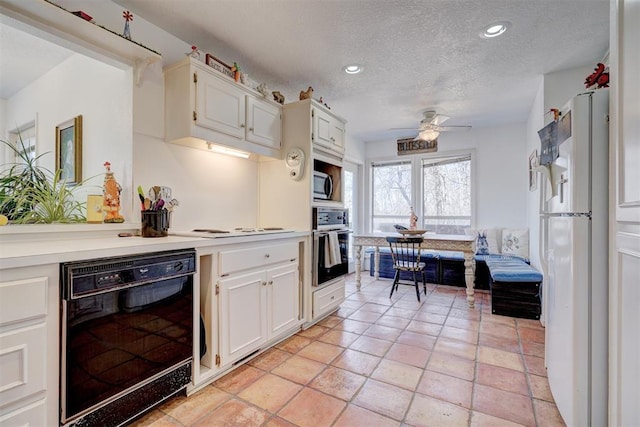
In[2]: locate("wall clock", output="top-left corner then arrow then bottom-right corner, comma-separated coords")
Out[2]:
285,148 -> 305,180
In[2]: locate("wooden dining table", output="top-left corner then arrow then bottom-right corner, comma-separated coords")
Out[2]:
353,233 -> 477,308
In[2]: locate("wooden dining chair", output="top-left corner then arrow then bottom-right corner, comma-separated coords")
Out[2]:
386,236 -> 427,301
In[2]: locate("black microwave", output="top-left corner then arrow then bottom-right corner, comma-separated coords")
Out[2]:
313,170 -> 333,200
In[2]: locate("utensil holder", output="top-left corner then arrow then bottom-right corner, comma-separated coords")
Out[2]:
141,209 -> 169,237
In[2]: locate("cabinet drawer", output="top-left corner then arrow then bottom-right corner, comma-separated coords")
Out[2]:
313,281 -> 345,318
219,242 -> 297,276
0,277 -> 48,327
0,323 -> 47,408
0,399 -> 46,425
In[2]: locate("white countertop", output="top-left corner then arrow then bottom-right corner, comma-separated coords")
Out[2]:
0,224 -> 309,269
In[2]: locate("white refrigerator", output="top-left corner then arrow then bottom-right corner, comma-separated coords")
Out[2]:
539,89 -> 609,427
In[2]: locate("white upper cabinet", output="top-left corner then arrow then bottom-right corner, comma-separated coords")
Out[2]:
196,72 -> 246,139
313,106 -> 345,156
246,96 -> 282,148
165,58 -> 282,157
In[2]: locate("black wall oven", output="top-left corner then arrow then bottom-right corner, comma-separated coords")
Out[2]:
60,249 -> 196,427
313,207 -> 350,287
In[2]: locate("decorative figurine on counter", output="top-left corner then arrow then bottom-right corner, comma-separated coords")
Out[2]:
122,10 -> 133,40
102,162 -> 125,223
409,207 -> 418,230
299,86 -> 314,100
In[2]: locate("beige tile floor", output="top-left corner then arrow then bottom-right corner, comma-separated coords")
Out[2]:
133,274 -> 565,427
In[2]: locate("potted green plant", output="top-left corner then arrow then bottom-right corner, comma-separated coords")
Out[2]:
0,135 -> 86,223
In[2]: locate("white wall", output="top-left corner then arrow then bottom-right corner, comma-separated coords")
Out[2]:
133,133 -> 258,230
4,54 -> 133,215
366,122 -> 529,231
127,7 -> 263,231
526,78 -> 545,268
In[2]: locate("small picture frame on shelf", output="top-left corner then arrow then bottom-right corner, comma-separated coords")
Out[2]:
56,115 -> 83,185
205,53 -> 235,79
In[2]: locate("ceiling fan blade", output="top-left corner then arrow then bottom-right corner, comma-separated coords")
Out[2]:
431,114 -> 451,126
436,124 -> 472,132
389,127 -> 421,131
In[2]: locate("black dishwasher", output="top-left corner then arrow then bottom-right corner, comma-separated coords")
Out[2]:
60,249 -> 196,427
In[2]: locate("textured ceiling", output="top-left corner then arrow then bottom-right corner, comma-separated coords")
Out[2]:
0,22 -> 72,99
115,0 -> 609,142
2,0 -> 610,143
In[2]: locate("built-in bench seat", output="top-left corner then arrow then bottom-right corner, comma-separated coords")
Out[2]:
367,247 -> 440,284
367,249 -> 527,291
367,248 -> 542,319
485,257 -> 543,320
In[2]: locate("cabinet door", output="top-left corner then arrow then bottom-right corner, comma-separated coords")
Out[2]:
313,108 -> 333,149
246,96 -> 281,149
219,271 -> 267,364
330,119 -> 345,153
267,263 -> 300,338
196,72 -> 246,139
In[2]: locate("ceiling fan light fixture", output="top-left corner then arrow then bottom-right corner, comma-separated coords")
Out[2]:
480,21 -> 511,39
419,129 -> 440,141
343,64 -> 363,74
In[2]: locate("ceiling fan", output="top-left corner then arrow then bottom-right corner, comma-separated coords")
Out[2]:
393,110 -> 472,141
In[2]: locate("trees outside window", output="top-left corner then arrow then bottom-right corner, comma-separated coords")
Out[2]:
422,154 -> 471,234
371,160 -> 412,233
369,152 -> 472,235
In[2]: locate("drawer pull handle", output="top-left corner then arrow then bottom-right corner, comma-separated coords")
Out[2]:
249,127 -> 254,131
331,296 -> 335,300
240,123 -> 246,128
265,254 -> 270,258
268,280 -> 273,285
262,281 -> 267,286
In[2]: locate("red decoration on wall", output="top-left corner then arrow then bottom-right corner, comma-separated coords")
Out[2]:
584,63 -> 609,89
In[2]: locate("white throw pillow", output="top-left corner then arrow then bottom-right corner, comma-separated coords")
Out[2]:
466,228 -> 499,255
501,228 -> 529,258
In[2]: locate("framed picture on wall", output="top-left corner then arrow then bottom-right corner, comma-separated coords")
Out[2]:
56,115 -> 82,185
529,149 -> 539,191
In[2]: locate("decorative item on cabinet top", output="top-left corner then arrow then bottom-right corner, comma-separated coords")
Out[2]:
205,53 -> 236,80
299,86 -> 314,100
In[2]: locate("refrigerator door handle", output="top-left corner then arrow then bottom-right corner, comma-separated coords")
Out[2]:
539,216 -> 548,274
558,173 -> 568,204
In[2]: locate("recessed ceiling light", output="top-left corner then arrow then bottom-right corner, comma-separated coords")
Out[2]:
480,21 -> 511,39
343,64 -> 363,74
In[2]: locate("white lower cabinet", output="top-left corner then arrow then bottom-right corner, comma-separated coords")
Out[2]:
216,240 -> 300,368
0,399 -> 47,425
219,270 -> 268,363
268,264 -> 300,337
0,266 -> 58,427
312,279 -> 345,320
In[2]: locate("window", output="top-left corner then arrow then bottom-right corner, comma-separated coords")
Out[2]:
368,151 -> 473,235
371,160 -> 412,233
422,154 -> 471,234
343,161 -> 361,272
9,123 -> 36,165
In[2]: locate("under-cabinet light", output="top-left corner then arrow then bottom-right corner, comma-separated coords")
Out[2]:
206,142 -> 250,159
